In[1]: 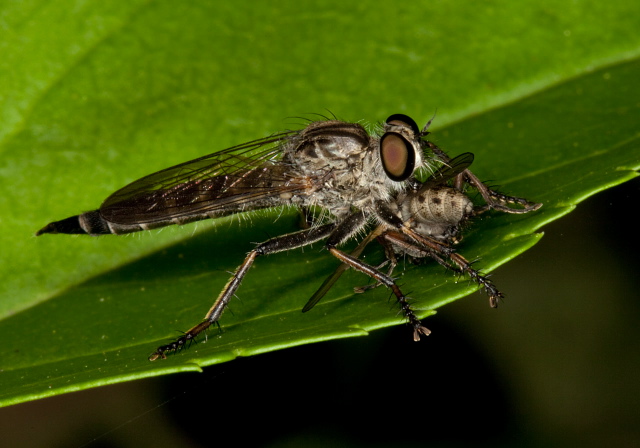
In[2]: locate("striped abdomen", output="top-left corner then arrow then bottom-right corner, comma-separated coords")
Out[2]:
35,208 -> 220,236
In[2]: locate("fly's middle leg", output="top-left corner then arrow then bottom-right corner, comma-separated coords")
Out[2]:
327,246 -> 431,341
352,231 -> 401,294
320,211 -> 430,341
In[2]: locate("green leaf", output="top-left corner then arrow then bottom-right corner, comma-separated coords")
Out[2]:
1,0 -> 638,407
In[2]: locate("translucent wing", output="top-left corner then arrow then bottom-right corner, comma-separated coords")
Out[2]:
100,130 -> 309,224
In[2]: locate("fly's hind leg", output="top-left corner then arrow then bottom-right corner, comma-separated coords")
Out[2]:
149,222 -> 337,361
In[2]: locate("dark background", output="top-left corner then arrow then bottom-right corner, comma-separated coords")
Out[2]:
2,176 -> 638,448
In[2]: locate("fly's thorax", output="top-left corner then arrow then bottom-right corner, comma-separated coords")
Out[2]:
281,117 -> 429,219
289,120 -> 369,174
284,120 -> 387,217
294,120 -> 368,154
401,185 -> 473,239
320,137 -> 413,216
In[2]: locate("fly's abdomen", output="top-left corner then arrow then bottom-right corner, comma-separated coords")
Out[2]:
36,169 -> 304,237
36,207 -> 247,237
35,210 -> 154,236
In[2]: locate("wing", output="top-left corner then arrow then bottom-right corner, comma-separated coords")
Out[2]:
100,130 -> 310,225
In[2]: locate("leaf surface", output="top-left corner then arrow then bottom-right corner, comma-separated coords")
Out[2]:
1,0 -> 638,406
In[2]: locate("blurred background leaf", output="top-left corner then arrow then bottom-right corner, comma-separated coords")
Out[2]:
1,0 -> 639,446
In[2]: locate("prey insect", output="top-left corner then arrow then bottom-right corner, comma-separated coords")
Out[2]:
36,113 -> 541,360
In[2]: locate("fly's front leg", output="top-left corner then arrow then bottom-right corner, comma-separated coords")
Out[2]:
149,222 -> 337,361
447,251 -> 504,308
383,229 -> 504,308
397,227 -> 503,307
374,200 -> 503,308
381,231 -> 460,273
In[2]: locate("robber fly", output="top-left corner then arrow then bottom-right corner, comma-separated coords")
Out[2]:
37,114 -> 436,359
302,151 -> 542,340
36,113 -> 540,360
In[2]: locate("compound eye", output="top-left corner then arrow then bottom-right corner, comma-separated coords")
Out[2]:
385,114 -> 420,136
380,132 -> 416,182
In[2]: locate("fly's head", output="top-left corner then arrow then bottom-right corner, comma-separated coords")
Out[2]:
378,114 -> 438,193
